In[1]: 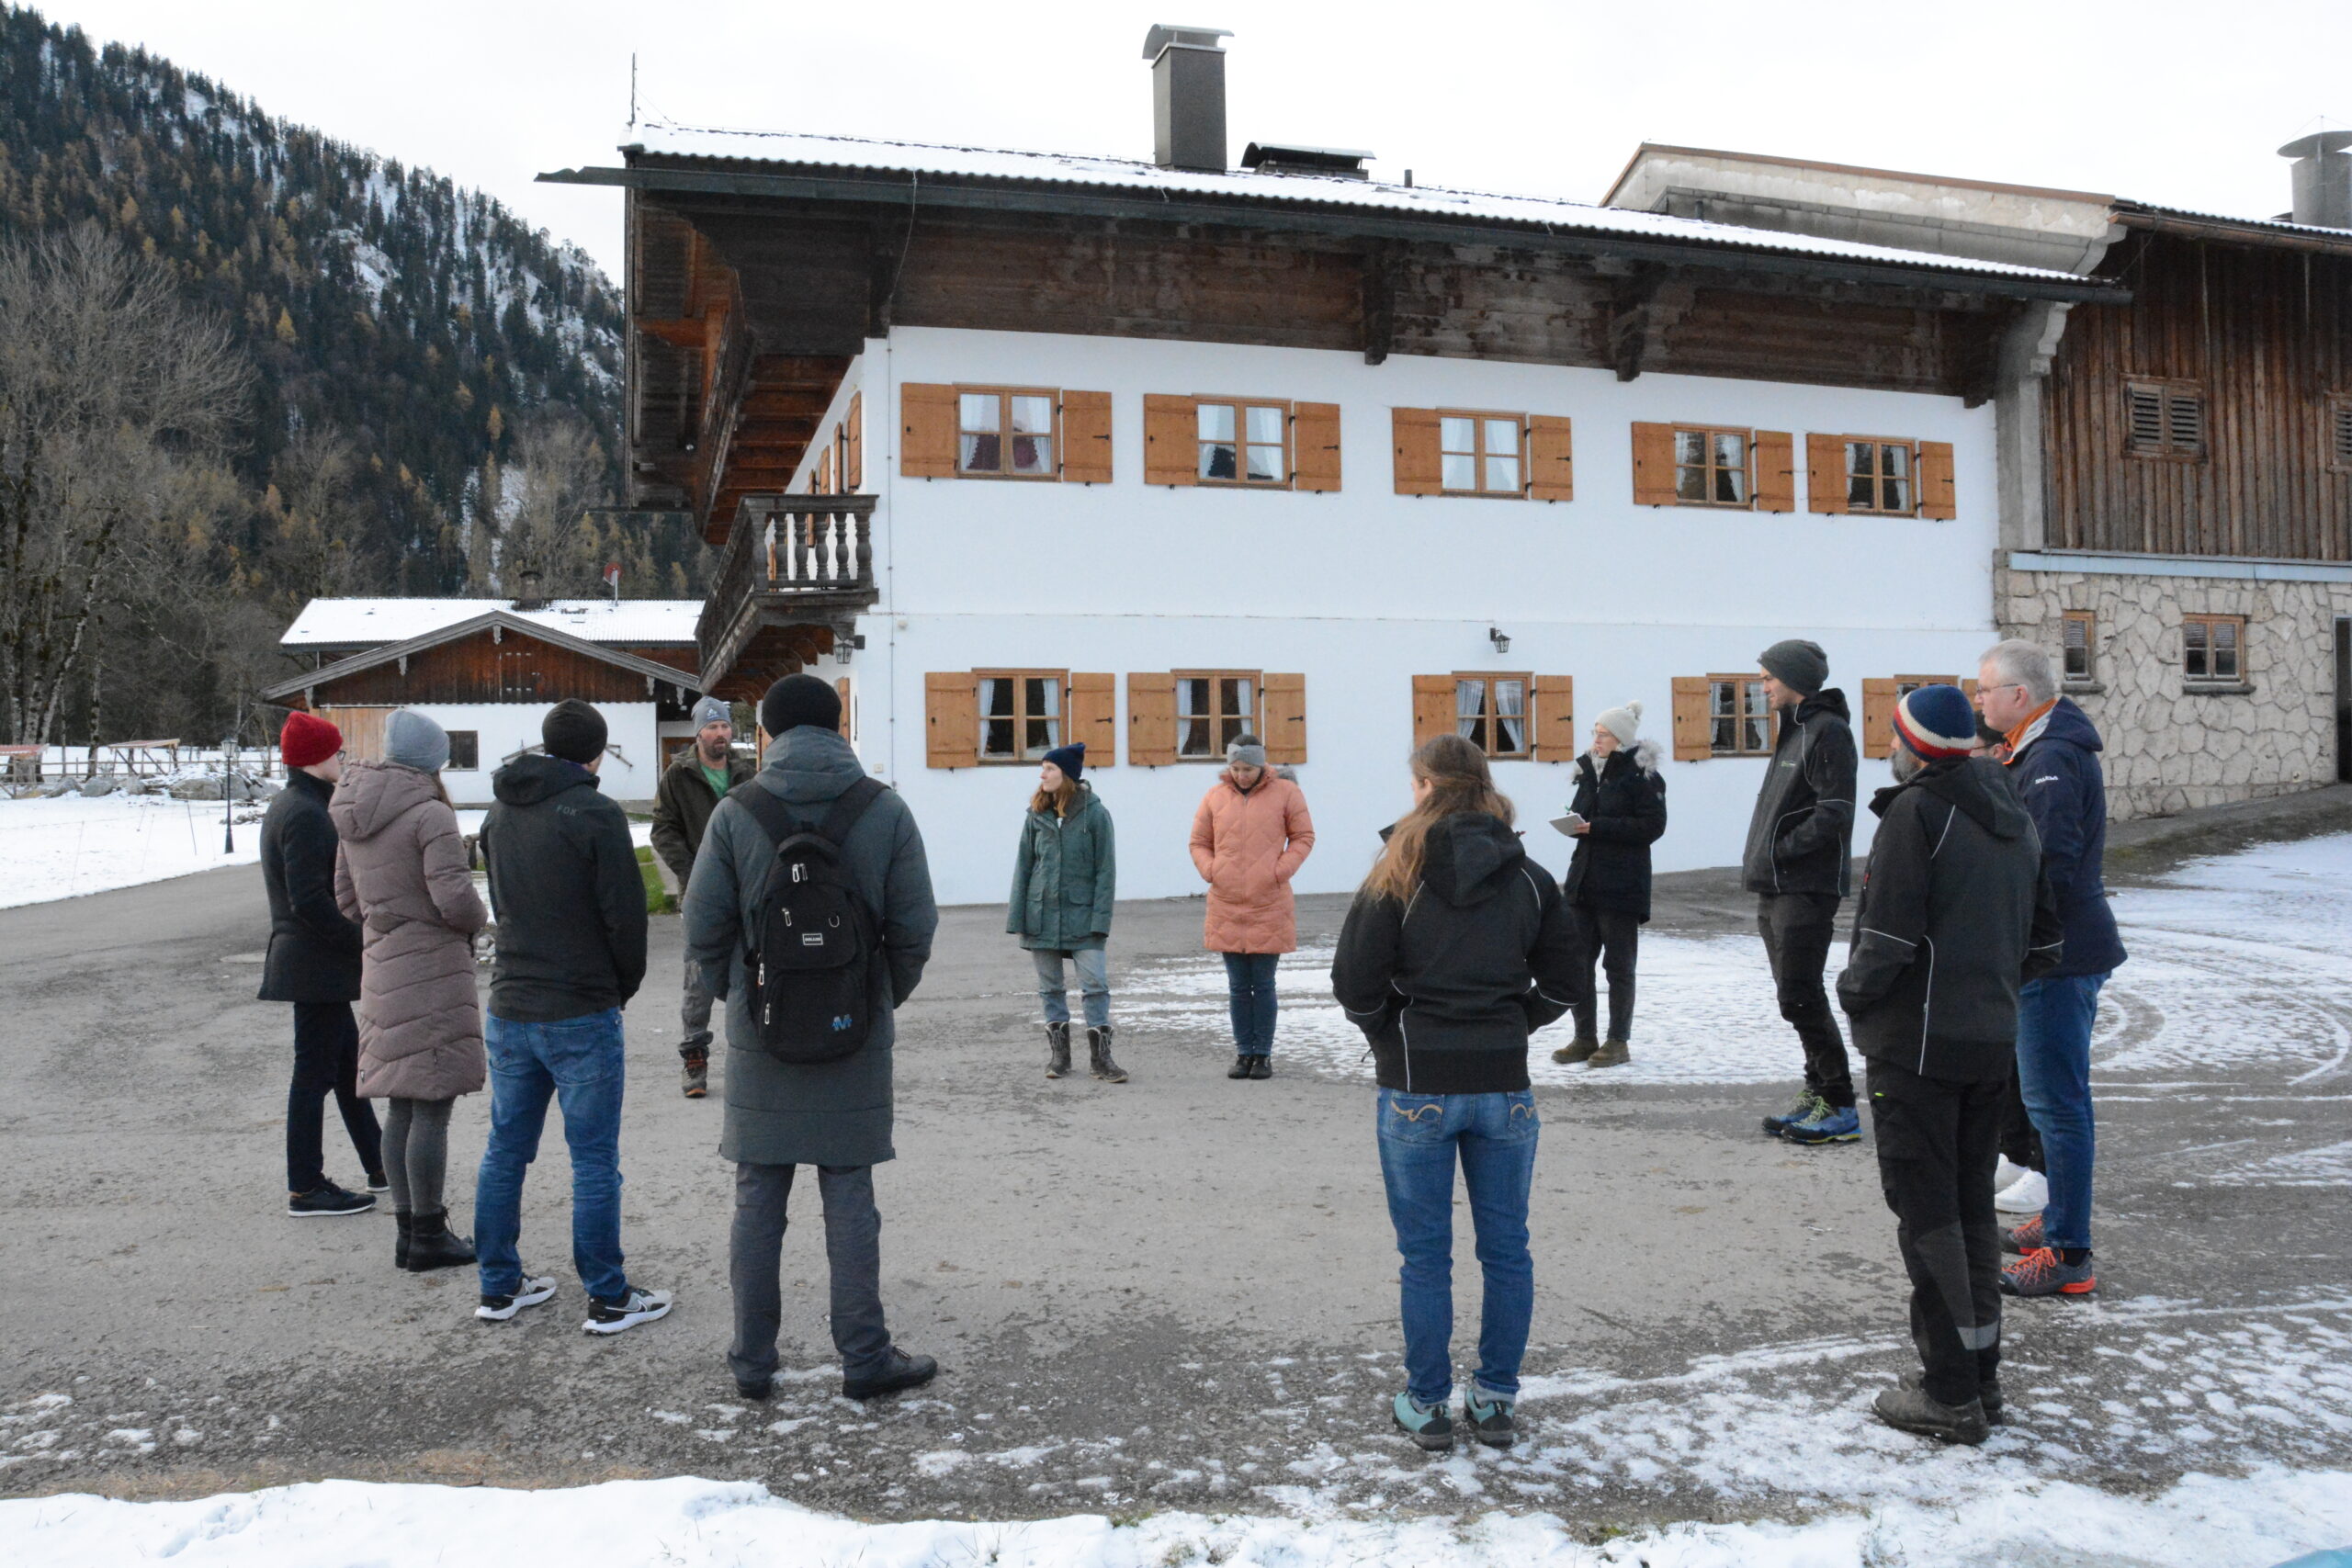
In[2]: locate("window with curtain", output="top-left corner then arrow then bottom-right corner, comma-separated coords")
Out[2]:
1456,675 -> 1529,757
958,389 -> 1057,477
1177,672 -> 1258,759
1197,401 -> 1287,483
979,673 -> 1062,759
1709,677 -> 1772,755
1440,413 -> 1523,495
1675,428 -> 1749,504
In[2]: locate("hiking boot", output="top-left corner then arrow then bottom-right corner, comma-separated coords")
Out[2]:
1045,1022 -> 1072,1079
584,1286 -> 674,1335
288,1180 -> 375,1217
1995,1168 -> 2048,1214
1781,1101 -> 1862,1145
1464,1387 -> 1517,1449
843,1348 -> 938,1401
681,1048 -> 709,1100
1902,1369 -> 2004,1425
2002,1213 -> 2044,1254
1587,1039 -> 1631,1069
404,1210 -> 478,1271
393,1209 -> 413,1269
1087,1026 -> 1127,1084
1227,1055 -> 1253,1079
475,1274 -> 558,1322
2002,1247 -> 2096,1298
1762,1090 -> 1824,1137
1551,1035 -> 1600,1066
1391,1391 -> 1454,1451
1246,1055 -> 1272,1079
1871,1382 -> 1989,1446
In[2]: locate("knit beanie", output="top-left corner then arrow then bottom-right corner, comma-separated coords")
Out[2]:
1043,741 -> 1086,780
1227,734 -> 1268,770
1758,638 -> 1829,696
278,710 -> 342,769
541,699 -> 608,764
760,673 -> 842,738
1893,684 -> 1977,761
691,694 -> 733,729
384,709 -> 450,773
1594,699 -> 1643,747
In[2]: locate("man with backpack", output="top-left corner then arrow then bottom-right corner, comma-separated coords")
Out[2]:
682,674 -> 940,1403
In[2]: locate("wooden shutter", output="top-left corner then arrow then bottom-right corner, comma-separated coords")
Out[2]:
1412,674 -> 1456,748
1068,671 -> 1116,764
1806,434 -> 1847,514
1060,389 -> 1113,485
1293,401 -> 1342,491
844,392 -> 863,490
1532,675 -> 1576,761
836,676 -> 854,739
1143,394 -> 1197,487
1527,415 -> 1574,502
924,671 -> 977,768
1392,407 -> 1442,496
900,383 -> 957,479
1860,677 -> 1898,761
1126,671 -> 1177,766
1670,677 -> 1711,761
1918,441 -> 1956,519
1632,422 -> 1679,506
1754,430 -> 1795,513
1262,672 -> 1307,765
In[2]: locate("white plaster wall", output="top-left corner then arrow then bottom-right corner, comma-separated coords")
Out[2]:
399,703 -> 661,807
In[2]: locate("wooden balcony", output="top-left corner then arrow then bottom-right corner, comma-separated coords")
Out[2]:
696,495 -> 879,701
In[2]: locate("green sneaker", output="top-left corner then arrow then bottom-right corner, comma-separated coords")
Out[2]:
1463,1387 -> 1516,1448
1391,1391 -> 1453,1451
1762,1090 -> 1825,1137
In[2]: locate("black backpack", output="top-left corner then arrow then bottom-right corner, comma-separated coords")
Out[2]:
729,777 -> 886,1064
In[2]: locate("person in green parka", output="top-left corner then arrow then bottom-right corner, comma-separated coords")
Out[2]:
1007,742 -> 1124,1083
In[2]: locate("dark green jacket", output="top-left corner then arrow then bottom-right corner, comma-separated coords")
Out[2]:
1006,785 -> 1115,952
649,745 -> 755,885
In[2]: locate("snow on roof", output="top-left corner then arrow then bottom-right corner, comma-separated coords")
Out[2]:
621,123 -> 2087,283
281,598 -> 702,649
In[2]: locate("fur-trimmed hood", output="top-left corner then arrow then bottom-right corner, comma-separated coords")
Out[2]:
1577,739 -> 1663,778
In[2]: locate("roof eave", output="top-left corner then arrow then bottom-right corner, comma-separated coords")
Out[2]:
2111,202 -> 2352,258
258,611 -> 707,705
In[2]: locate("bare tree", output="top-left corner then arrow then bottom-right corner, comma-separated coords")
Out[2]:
482,411 -> 613,597
262,427 -> 376,604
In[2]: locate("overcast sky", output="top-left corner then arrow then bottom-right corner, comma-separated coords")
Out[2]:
33,0 -> 2352,284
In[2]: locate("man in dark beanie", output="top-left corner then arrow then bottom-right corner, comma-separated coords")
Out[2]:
684,671 -> 942,1403
651,694 -> 755,1099
473,698 -> 670,1333
1742,637 -> 1861,1146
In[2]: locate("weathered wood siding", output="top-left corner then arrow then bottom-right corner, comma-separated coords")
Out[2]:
303,631 -> 699,716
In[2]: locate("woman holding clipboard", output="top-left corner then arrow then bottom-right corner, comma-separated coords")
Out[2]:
1550,701 -> 1667,1068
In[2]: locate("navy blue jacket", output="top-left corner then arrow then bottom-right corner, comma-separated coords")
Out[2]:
2006,698 -> 2127,978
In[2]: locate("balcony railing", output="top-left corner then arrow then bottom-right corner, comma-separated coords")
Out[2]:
697,494 -> 878,687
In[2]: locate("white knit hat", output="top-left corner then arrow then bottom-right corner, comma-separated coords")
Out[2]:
1595,700 -> 1643,747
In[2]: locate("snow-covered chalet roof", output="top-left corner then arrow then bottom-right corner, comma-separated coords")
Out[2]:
281,598 -> 701,652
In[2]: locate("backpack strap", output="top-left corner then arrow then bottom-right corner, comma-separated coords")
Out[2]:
727,780 -> 797,850
814,775 -> 886,849
727,775 -> 885,852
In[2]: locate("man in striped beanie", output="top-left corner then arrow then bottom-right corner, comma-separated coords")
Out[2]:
1838,683 -> 2063,1447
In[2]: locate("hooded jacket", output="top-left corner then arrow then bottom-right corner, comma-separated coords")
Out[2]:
649,743 -> 756,886
330,761 -> 489,1100
1838,756 -> 2066,1083
258,767 -> 363,1004
681,727 -> 938,1168
2006,697 -> 2128,979
1741,688 -> 1858,897
479,753 -> 649,1022
1331,813 -> 1581,1094
1007,783 -> 1115,952
1561,739 -> 1668,920
1190,769 -> 1317,953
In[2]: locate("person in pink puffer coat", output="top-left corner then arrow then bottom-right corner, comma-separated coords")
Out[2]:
1189,734 -> 1316,1080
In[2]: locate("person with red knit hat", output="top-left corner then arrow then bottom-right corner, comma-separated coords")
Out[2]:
258,709 -> 384,1217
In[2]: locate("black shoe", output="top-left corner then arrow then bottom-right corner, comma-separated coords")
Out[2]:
1088,1025 -> 1128,1084
1872,1382 -> 1989,1446
404,1210 -> 478,1271
1901,1369 -> 2003,1424
1227,1055 -> 1252,1079
394,1209 -> 413,1269
1247,1055 -> 1272,1079
681,1048 -> 709,1100
364,1169 -> 391,1193
735,1375 -> 774,1402
842,1348 -> 938,1401
1045,1021 -> 1071,1079
288,1181 -> 375,1217
476,1273 -> 558,1322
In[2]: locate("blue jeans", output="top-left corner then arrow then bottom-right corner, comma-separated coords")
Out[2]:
1033,946 -> 1111,1030
476,1009 -> 630,1302
1222,952 -> 1280,1055
2016,973 -> 2105,1253
1374,1088 -> 1541,1404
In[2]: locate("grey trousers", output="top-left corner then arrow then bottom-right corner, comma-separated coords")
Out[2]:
681,960 -> 717,1059
380,1096 -> 453,1215
728,1162 -> 892,1385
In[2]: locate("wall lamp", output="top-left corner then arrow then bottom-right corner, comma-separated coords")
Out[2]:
1487,626 -> 1511,655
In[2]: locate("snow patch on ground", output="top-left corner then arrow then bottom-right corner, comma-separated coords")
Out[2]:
0,796 -> 260,909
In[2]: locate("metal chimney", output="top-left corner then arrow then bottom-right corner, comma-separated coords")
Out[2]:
2279,130 -> 2352,229
1142,24 -> 1232,172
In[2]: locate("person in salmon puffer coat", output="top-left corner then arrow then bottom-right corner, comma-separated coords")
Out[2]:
1189,734 -> 1316,1080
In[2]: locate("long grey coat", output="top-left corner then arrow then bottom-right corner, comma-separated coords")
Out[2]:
682,728 -> 938,1168
331,761 -> 489,1100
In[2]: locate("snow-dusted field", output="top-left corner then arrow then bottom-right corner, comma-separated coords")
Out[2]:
0,795 -> 261,910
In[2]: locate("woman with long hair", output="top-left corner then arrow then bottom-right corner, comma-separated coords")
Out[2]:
332,709 -> 490,1272
1007,742 -> 1123,1082
1189,735 -> 1316,1079
1331,734 -> 1579,1454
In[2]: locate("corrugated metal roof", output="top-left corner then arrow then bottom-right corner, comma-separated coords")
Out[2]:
623,123 -> 2087,282
281,598 -> 703,649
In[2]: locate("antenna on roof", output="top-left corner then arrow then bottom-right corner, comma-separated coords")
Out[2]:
629,53 -> 638,130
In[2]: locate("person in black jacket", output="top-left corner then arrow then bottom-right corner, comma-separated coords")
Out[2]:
258,709 -> 383,1217
1838,684 -> 2064,1447
473,699 -> 668,1334
1551,700 -> 1666,1068
1742,638 -> 1861,1146
1332,735 -> 1580,1455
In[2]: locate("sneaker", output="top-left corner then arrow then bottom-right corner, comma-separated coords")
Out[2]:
2002,1213 -> 2045,1255
476,1274 -> 558,1321
363,1170 -> 392,1193
1781,1102 -> 1861,1145
842,1348 -> 938,1401
681,1049 -> 709,1100
1463,1387 -> 1516,1448
1901,1368 -> 2004,1425
288,1181 -> 376,1217
583,1286 -> 674,1335
1995,1168 -> 2049,1215
1762,1090 -> 1824,1137
1551,1035 -> 1600,1066
1246,1055 -> 1272,1080
1871,1382 -> 1989,1446
2002,1247 -> 2096,1298
1391,1391 -> 1454,1451
1587,1039 -> 1630,1069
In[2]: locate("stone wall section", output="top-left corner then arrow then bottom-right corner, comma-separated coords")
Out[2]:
1996,565 -> 2352,819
